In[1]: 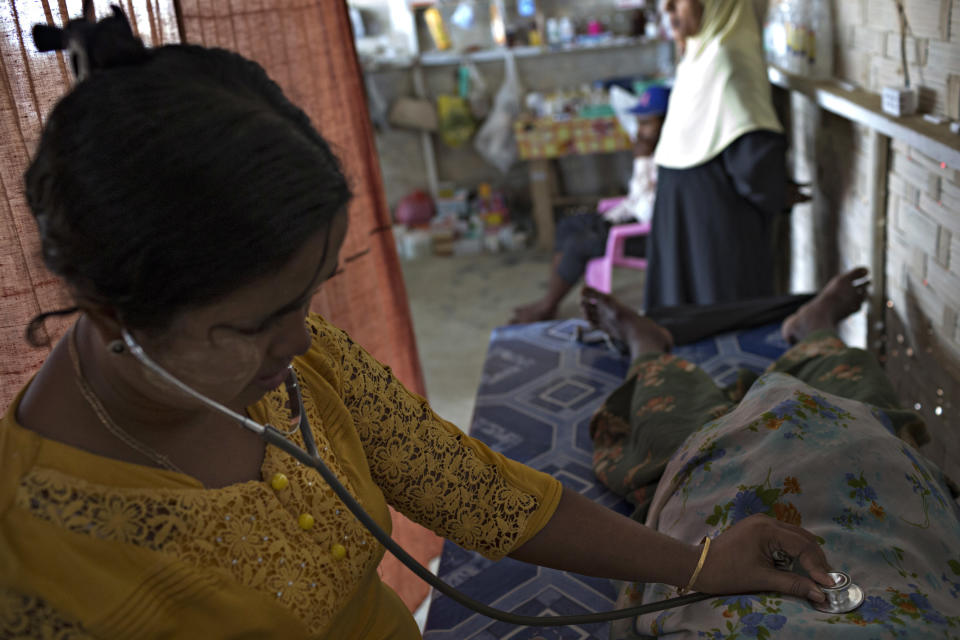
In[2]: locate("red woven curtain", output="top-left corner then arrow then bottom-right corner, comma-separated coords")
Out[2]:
0,1 -> 116,401
1,0 -> 425,403
2,0 -> 437,612
177,0 -> 425,396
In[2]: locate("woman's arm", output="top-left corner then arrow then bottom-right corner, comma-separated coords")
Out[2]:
721,130 -> 788,215
510,486 -> 832,602
325,316 -> 564,560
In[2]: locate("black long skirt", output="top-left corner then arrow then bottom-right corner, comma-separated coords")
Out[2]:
644,130 -> 787,311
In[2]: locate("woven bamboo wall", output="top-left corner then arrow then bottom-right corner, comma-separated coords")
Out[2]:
788,0 -> 960,480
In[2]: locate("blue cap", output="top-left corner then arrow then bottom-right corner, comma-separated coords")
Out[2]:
629,85 -> 671,118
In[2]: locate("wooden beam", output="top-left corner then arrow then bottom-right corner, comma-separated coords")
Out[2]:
868,131 -> 891,358
768,66 -> 960,170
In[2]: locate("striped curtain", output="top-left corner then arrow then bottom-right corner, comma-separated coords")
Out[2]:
1,0 -> 438,612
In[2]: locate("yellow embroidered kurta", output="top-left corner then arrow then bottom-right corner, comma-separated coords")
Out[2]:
0,315 -> 563,638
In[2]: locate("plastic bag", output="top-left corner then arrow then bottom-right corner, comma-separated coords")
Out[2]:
610,85 -> 641,142
437,94 -> 476,148
365,74 -> 390,132
474,52 -> 522,173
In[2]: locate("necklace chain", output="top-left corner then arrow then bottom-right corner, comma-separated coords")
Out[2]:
68,324 -> 187,475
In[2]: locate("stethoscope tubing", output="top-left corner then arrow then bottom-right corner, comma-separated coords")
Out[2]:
262,424 -> 715,626
120,327 -> 718,626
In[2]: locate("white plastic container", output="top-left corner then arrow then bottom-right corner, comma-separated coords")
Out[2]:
810,0 -> 834,79
764,3 -> 789,68
398,228 -> 434,260
558,16 -> 574,46
453,237 -> 484,256
773,0 -> 833,78
787,0 -> 810,75
882,86 -> 918,117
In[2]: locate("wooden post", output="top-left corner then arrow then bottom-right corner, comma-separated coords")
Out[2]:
411,64 -> 439,199
867,131 -> 891,359
771,84 -> 793,296
528,157 -> 556,251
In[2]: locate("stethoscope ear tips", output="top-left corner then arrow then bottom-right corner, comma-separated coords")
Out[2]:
108,339 -> 125,354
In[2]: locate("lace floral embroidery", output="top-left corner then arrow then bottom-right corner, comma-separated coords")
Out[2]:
16,373 -> 379,636
0,590 -> 92,640
327,322 -> 545,559
13,315 -> 552,635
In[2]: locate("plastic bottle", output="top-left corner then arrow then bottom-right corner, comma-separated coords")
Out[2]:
425,7 -> 451,51
528,23 -> 542,46
558,15 -> 575,46
546,17 -> 560,46
810,0 -> 834,79
783,1 -> 798,73
803,1 -> 816,74
644,9 -> 659,40
785,0 -> 810,75
764,2 -> 788,68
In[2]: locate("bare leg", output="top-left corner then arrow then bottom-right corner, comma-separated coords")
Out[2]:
579,268 -> 868,359
510,254 -> 574,323
581,286 -> 673,361
780,267 -> 869,344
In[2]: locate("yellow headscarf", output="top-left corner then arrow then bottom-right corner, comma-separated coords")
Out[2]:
694,0 -> 769,57
654,0 -> 783,169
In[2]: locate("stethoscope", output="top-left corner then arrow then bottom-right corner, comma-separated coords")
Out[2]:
119,328 -> 864,625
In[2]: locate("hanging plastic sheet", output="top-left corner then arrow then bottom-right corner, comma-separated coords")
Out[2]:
474,52 -> 522,172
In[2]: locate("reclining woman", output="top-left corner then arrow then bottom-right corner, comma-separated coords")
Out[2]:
0,8 -> 833,639
582,271 -> 960,637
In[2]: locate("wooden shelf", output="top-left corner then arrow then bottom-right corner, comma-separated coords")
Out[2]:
768,66 -> 960,170
419,36 -> 660,66
364,36 -> 668,71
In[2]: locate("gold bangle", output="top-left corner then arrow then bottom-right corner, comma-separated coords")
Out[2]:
679,536 -> 711,594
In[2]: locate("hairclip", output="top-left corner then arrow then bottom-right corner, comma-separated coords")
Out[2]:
32,0 -> 146,82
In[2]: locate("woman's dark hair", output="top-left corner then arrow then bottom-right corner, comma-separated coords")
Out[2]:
25,7 -> 351,345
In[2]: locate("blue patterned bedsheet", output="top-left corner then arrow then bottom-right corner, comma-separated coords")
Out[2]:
422,319 -> 793,639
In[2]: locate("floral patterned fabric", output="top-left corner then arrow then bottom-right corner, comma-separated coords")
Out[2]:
591,353 -> 733,521
598,332 -> 960,638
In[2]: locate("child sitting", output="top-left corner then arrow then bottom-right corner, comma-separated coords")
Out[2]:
510,85 -> 670,324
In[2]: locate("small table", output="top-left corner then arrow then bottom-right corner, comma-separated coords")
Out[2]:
515,117 -> 633,251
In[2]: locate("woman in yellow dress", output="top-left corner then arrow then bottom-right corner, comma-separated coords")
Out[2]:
1,8 -> 833,639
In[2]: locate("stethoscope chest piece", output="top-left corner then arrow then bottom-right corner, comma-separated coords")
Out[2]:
813,571 -> 864,614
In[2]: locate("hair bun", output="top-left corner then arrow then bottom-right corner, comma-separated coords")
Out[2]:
31,1 -> 147,81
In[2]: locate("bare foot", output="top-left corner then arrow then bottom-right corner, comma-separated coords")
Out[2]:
510,300 -> 557,324
781,267 -> 870,344
581,286 -> 673,360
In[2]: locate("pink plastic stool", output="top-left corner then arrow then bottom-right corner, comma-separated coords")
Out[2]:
595,197 -> 625,216
584,210 -> 651,294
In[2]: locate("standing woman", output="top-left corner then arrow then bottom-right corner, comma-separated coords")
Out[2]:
646,0 -> 787,309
